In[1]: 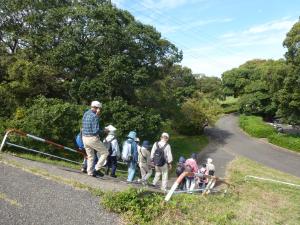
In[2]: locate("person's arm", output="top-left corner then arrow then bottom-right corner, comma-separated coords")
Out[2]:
112,139 -> 120,156
165,145 -> 173,170
150,142 -> 156,160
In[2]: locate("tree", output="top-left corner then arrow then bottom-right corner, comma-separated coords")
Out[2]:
0,0 -> 182,106
278,20 -> 300,124
196,75 -> 224,99
173,95 -> 222,135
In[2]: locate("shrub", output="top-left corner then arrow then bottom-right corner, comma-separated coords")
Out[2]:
174,97 -> 222,135
101,97 -> 162,142
102,188 -> 166,224
4,96 -> 85,159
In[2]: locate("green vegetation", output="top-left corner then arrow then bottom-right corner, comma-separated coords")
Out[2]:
222,19 -> 300,125
239,115 -> 276,138
239,115 -> 300,152
268,133 -> 300,153
173,96 -> 222,135
0,0 -> 224,155
8,152 -> 81,170
101,157 -> 300,224
169,133 -> 208,164
219,96 -> 239,114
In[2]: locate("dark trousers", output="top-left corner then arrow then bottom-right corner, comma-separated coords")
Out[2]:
106,155 -> 117,176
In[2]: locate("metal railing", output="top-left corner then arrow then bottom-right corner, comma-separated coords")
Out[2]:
0,129 -> 127,171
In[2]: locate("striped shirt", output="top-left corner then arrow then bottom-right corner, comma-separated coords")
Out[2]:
82,109 -> 101,136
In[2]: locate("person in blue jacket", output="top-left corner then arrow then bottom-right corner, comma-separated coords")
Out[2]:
122,131 -> 138,182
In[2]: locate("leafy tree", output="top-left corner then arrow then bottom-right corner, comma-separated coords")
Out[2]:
173,95 -> 222,135
278,19 -> 300,124
0,0 -> 182,106
134,65 -> 196,120
101,97 -> 162,141
196,75 -> 224,99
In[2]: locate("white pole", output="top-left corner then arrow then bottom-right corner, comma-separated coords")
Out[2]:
0,131 -> 9,152
245,175 -> 300,188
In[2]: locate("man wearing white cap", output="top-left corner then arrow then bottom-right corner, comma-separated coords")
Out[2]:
104,125 -> 119,178
151,132 -> 173,191
82,100 -> 107,177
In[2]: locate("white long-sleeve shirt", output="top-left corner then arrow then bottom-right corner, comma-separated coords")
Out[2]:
103,134 -> 119,157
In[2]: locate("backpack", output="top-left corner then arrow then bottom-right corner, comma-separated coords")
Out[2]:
104,137 -> 116,156
75,132 -> 84,150
153,142 -> 168,166
176,164 -> 185,177
122,141 -> 132,161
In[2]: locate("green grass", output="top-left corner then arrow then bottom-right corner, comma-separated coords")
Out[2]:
9,152 -> 81,170
169,133 -> 208,164
239,115 -> 276,138
268,133 -> 300,152
102,157 -> 300,225
219,96 -> 239,114
239,115 -> 300,152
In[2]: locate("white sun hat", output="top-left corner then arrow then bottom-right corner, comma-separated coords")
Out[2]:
105,125 -> 117,132
161,132 -> 169,139
91,101 -> 102,108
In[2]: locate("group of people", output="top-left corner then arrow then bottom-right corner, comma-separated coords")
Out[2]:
76,100 -> 174,191
175,154 -> 215,191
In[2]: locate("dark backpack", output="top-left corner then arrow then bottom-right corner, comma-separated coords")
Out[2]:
176,164 -> 185,177
153,142 -> 168,166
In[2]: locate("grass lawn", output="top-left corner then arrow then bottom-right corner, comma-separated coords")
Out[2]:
218,96 -> 239,114
102,157 -> 300,225
169,133 -> 208,165
239,115 -> 300,153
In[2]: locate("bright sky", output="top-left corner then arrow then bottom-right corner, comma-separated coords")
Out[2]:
112,0 -> 300,77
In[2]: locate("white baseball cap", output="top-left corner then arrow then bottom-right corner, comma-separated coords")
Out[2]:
91,101 -> 102,108
161,132 -> 169,139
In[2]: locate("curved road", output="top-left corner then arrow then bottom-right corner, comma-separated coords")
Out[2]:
198,114 -> 300,178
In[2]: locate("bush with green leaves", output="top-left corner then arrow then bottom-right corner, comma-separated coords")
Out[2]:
5,96 -> 85,159
173,96 -> 222,135
101,97 -> 162,142
102,188 -> 166,224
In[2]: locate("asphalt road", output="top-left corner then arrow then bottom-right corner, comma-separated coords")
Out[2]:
198,114 -> 300,178
0,163 -> 119,225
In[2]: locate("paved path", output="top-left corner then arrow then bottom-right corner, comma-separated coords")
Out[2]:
0,163 -> 120,225
198,114 -> 300,178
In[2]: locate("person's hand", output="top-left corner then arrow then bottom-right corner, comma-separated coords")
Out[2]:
168,164 -> 172,170
96,108 -> 101,115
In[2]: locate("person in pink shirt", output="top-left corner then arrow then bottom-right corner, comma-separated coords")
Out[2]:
184,153 -> 199,191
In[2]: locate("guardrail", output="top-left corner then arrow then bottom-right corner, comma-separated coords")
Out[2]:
0,129 -> 127,171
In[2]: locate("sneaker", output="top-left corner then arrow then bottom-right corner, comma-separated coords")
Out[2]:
81,167 -> 87,173
94,169 -> 104,177
88,173 -> 96,177
110,174 -> 117,178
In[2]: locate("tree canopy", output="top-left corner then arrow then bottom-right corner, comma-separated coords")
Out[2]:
222,19 -> 300,124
